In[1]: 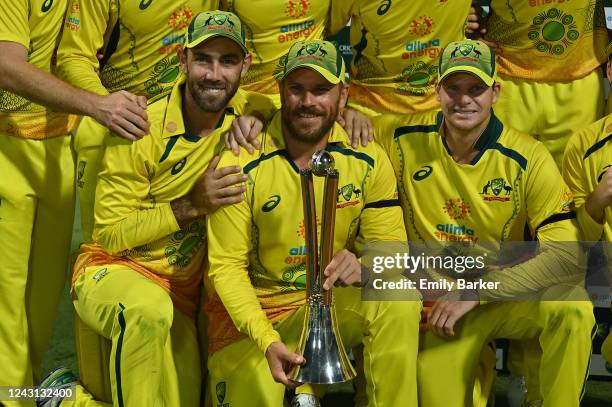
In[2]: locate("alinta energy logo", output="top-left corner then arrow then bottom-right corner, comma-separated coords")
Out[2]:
480,178 -> 512,202
285,0 -> 310,19
443,197 -> 471,220
169,6 -> 194,30
409,15 -> 435,36
528,8 -> 579,55
438,198 -> 477,243
279,0 -> 315,44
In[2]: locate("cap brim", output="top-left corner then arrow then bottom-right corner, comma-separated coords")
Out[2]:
439,66 -> 495,87
186,33 -> 248,54
280,63 -> 343,84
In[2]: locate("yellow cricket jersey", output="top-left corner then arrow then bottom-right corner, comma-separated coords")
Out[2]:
373,111 -> 581,300
206,112 -> 406,354
57,0 -> 216,100
220,0 -> 328,95
0,0 -> 80,140
87,75 -> 275,290
563,115 -> 612,242
485,0 -> 608,81
329,0 -> 471,115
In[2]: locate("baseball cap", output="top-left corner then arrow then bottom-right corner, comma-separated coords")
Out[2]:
274,40 -> 346,84
438,40 -> 496,86
185,11 -> 247,54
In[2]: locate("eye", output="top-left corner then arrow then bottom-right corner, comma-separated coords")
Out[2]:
221,56 -> 239,65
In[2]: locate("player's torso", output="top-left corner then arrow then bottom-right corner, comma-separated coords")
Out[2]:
346,0 -> 470,114
245,140 -> 373,292
385,114 -> 529,244
97,0 -> 211,100
221,0 -> 329,94
0,0 -> 79,139
486,0 -> 607,80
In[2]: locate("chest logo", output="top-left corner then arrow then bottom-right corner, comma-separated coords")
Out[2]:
480,178 -> 512,202
41,0 -> 54,12
171,157 -> 187,175
262,195 -> 281,212
285,0 -> 310,19
377,0 -> 392,15
413,165 -> 433,181
443,198 -> 471,220
139,0 -> 153,10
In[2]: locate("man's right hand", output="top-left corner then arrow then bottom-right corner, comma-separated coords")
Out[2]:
586,166 -> 612,223
170,156 -> 247,226
265,342 -> 305,388
92,91 -> 149,141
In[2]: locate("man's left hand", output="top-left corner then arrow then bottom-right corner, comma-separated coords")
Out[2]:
428,290 -> 479,338
224,115 -> 264,155
337,108 -> 373,149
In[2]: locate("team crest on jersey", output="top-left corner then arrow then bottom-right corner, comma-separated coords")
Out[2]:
409,15 -> 435,37
285,0 -> 310,19
443,198 -> 471,220
337,184 -> 361,208
528,8 -> 578,55
480,178 -> 512,202
560,191 -> 574,212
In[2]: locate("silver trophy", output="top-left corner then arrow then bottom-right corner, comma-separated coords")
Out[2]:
290,150 -> 356,384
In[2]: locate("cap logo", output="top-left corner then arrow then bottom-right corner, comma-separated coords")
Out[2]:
297,43 -> 328,58
209,14 -> 227,25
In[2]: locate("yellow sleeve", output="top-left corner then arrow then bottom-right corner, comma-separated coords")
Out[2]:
235,89 -> 278,121
480,144 -> 583,300
359,143 -> 406,243
371,115 -> 395,158
206,148 -> 281,354
328,0 -> 353,37
563,131 -> 604,242
93,135 -> 180,253
56,0 -> 112,95
0,0 -> 29,47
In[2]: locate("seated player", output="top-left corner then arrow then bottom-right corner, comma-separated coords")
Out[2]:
372,39 -> 595,407
205,39 -> 422,406
39,11 -> 275,407
563,114 -> 612,365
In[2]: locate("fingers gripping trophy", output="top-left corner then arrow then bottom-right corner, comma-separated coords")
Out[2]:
291,150 -> 357,384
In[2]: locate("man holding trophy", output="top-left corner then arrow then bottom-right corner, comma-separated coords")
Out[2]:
205,39 -> 421,406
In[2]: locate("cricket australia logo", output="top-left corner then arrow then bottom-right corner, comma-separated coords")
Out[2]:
450,43 -> 483,60
205,13 -> 235,28
337,183 -> 361,208
480,178 -> 512,202
443,198 -> 471,220
297,43 -> 328,58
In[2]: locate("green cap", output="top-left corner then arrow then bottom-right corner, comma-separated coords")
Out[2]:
438,40 -> 496,86
274,40 -> 346,84
185,11 -> 247,54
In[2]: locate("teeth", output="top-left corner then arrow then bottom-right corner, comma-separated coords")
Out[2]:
299,113 -> 317,118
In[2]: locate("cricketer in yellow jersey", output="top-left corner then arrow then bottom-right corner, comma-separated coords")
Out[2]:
563,115 -> 612,365
372,40 -> 595,407
327,0 -> 474,115
205,39 -> 421,407
45,11 -> 276,407
57,0 -> 216,243
0,1 -> 147,405
481,0 -> 608,168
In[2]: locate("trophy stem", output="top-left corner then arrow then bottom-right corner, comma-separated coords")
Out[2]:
300,169 -> 319,297
319,170 -> 338,306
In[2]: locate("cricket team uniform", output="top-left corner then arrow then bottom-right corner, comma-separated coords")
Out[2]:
328,0 -> 472,115
485,0 -> 608,167
0,1 -> 80,405
68,76 -> 275,407
205,112 -> 422,406
57,0 -> 216,242
219,0 -> 329,102
563,115 -> 612,364
373,110 -> 595,406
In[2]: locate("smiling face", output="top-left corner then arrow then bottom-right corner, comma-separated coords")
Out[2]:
435,72 -> 500,134
179,36 -> 251,113
279,68 -> 348,145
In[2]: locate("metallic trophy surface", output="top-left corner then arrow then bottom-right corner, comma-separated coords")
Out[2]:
290,150 -> 357,384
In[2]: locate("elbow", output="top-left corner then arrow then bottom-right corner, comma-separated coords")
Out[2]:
93,226 -> 127,254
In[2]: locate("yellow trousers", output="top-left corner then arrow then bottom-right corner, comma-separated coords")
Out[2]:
207,287 -> 421,407
0,135 -> 74,407
495,70 -> 605,168
70,264 -> 201,407
418,289 -> 595,407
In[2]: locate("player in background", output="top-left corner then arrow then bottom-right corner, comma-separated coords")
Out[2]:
205,39 -> 421,407
0,0 -> 147,404
372,39 -> 595,407
563,113 -> 612,375
38,11 -> 276,407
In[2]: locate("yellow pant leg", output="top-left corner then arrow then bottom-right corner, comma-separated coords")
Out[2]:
73,264 -> 200,407
418,288 -> 594,407
495,70 -> 604,168
72,117 -> 109,243
602,331 -> 612,363
0,135 -> 74,407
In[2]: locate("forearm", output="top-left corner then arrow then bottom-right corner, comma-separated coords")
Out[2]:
57,55 -> 109,96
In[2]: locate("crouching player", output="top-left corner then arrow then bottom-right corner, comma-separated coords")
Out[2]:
44,11 -> 275,407
372,40 -> 595,406
205,39 -> 422,406
563,114 -> 612,366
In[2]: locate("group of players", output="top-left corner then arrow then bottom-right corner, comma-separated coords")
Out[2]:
1,1 -> 612,407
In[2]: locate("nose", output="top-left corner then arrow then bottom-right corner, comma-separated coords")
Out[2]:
301,90 -> 316,107
204,61 -> 222,82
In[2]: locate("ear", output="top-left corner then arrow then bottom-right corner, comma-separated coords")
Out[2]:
178,47 -> 188,74
434,79 -> 442,102
240,53 -> 252,78
338,83 -> 349,110
491,81 -> 501,104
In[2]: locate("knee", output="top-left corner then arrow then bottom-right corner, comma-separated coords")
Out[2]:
121,293 -> 174,339
540,300 -> 595,331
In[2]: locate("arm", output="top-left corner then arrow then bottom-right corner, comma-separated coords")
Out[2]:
326,0 -> 354,38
